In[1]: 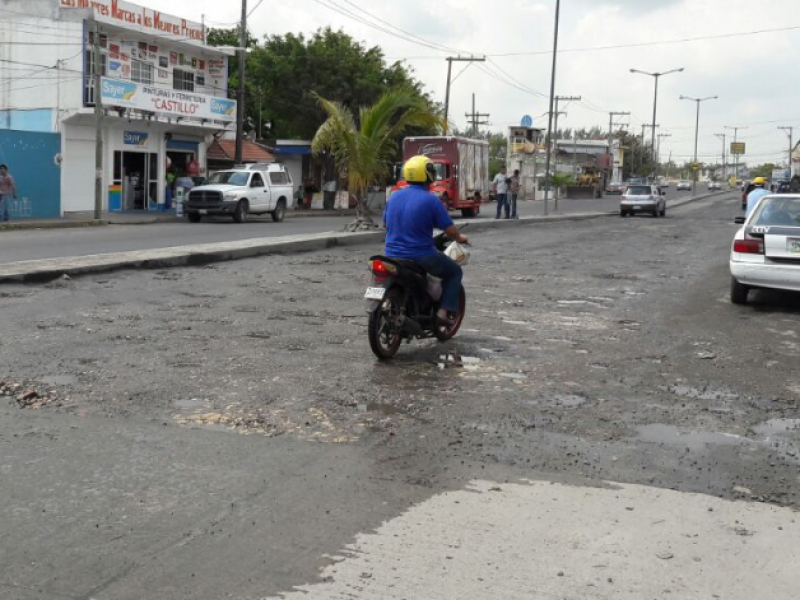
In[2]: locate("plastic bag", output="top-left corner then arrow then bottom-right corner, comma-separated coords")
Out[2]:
445,241 -> 470,266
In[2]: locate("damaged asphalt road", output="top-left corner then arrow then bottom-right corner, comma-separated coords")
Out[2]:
1,192 -> 799,599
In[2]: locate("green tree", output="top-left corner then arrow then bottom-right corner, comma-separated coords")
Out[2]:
618,131 -> 657,180
750,163 -> 778,179
242,28 -> 436,140
312,87 -> 444,227
550,173 -> 575,203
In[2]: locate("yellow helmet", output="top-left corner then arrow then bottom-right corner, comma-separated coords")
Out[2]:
403,155 -> 436,184
753,177 -> 767,186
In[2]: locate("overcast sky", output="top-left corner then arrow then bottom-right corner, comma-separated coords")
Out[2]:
149,0 -> 800,166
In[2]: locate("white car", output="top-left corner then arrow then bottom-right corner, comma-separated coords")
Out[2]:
730,194 -> 800,304
620,184 -> 666,218
184,164 -> 293,224
676,180 -> 692,191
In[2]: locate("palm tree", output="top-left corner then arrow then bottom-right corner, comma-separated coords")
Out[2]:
312,87 -> 444,228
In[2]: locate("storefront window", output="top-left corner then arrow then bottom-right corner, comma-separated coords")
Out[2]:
132,61 -> 153,84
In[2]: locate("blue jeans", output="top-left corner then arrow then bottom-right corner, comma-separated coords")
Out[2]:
495,193 -> 509,219
0,194 -> 9,221
413,253 -> 463,313
510,193 -> 518,218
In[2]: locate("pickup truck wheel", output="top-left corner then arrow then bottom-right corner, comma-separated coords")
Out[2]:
460,207 -> 476,218
186,212 -> 202,223
271,200 -> 286,223
233,200 -> 248,224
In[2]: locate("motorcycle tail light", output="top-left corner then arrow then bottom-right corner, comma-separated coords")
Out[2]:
370,260 -> 397,275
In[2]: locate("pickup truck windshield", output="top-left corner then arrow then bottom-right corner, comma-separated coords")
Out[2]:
207,172 -> 250,186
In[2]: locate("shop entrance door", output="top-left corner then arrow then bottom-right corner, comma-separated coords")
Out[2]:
113,151 -> 159,211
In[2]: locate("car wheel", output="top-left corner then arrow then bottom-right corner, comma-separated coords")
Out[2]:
730,277 -> 749,305
186,212 -> 202,223
271,200 -> 286,223
233,200 -> 248,223
620,210 -> 626,218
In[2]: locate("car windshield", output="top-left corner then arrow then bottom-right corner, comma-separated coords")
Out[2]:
750,197 -> 800,227
626,186 -> 651,195
207,171 -> 250,186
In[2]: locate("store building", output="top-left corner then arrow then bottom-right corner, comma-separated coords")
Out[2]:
0,0 -> 236,215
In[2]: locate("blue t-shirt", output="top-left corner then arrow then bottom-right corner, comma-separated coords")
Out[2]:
384,185 -> 454,258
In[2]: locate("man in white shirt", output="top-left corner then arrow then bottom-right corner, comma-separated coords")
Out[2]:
493,166 -> 510,219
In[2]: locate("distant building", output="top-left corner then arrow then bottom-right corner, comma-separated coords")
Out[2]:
0,0 -> 236,216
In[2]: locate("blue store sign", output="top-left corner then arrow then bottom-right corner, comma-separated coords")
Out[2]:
124,131 -> 149,148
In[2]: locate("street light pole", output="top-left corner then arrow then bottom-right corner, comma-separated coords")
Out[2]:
543,0 -> 561,217
680,94 -> 718,196
630,67 -> 684,168
234,0 -> 248,166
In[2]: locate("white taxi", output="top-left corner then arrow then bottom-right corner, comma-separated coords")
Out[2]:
730,194 -> 800,304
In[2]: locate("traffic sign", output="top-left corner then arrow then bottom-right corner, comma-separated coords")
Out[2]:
521,115 -> 533,127
692,163 -> 700,170
731,142 -> 746,155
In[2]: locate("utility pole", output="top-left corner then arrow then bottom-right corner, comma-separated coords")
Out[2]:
464,93 -> 490,138
681,94 -> 718,196
714,133 -> 726,182
779,126 -> 794,173
543,0 -> 562,216
725,125 -> 748,184
443,56 -> 486,133
234,0 -> 248,166
607,111 -> 630,184
657,133 -> 672,177
551,94 -> 580,212
93,21 -> 103,221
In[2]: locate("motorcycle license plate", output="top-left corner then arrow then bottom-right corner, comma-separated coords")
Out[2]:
364,287 -> 386,300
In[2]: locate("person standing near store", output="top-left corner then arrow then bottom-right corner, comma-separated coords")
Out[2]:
492,166 -> 509,219
0,164 -> 18,221
509,169 -> 521,219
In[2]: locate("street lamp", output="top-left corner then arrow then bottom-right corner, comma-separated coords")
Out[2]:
630,68 -> 684,167
680,94 -> 718,195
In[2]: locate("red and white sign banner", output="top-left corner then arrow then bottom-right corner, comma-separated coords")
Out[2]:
59,0 -> 205,46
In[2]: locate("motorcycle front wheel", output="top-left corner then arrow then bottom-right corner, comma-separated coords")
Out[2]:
435,285 -> 466,342
368,288 -> 403,360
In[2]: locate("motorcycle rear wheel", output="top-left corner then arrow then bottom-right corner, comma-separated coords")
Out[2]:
435,286 -> 466,341
368,288 -> 403,359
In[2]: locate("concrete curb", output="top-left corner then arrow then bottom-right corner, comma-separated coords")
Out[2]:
0,220 -> 108,231
0,192 -> 726,284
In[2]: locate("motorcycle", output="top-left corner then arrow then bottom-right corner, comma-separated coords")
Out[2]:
364,230 -> 469,360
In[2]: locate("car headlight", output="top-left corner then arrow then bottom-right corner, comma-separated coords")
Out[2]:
224,193 -> 238,201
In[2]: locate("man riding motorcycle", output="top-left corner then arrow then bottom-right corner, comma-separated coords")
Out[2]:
384,155 -> 469,326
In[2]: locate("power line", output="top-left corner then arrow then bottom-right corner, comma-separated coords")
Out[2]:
247,0 -> 267,17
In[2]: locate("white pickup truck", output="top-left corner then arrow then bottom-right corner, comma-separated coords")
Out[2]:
184,163 -> 293,224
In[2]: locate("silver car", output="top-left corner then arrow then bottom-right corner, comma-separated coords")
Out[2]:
620,184 -> 666,218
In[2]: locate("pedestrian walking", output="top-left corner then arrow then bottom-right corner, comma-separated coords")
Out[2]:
509,169 -> 521,219
492,166 -> 510,219
0,164 -> 18,221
